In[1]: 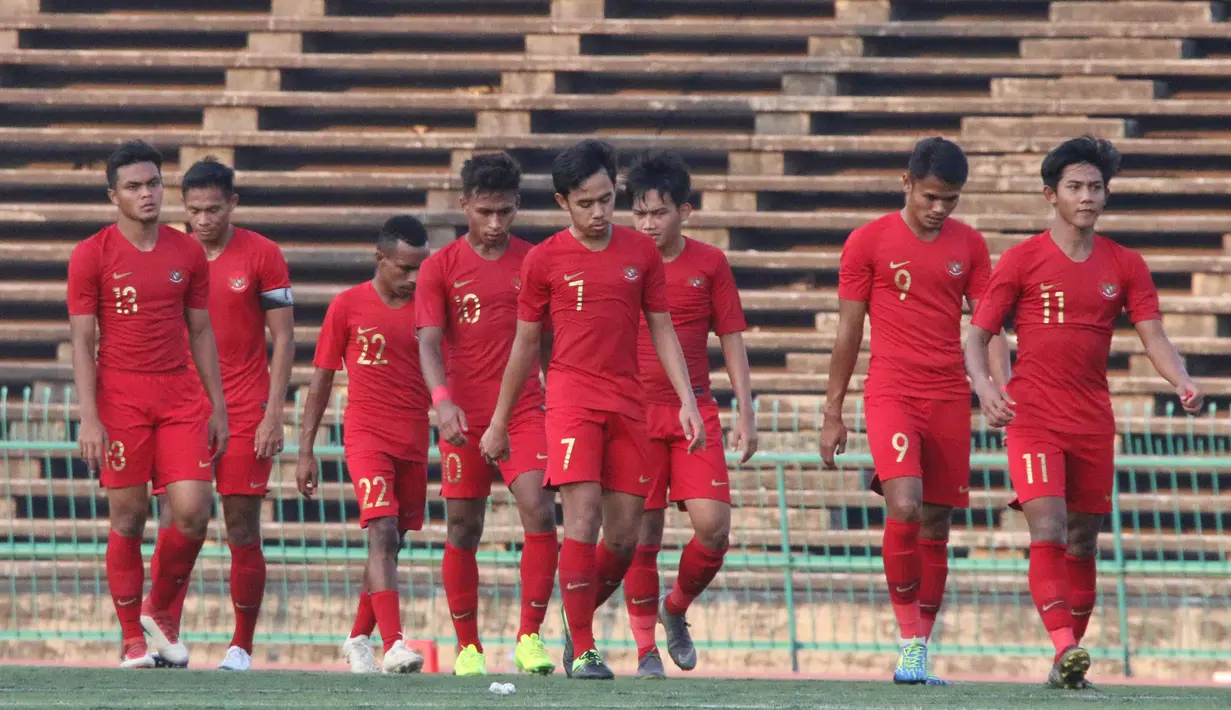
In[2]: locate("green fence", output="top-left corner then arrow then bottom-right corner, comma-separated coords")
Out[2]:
2,385 -> 1230,677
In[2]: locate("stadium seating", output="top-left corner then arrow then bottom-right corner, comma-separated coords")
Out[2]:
2,0 -> 1231,677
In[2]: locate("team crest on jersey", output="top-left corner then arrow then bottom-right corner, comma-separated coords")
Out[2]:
947,261 -> 965,278
1099,281 -> 1119,300
168,270 -> 184,284
229,274 -> 249,293
623,266 -> 641,282
689,275 -> 707,288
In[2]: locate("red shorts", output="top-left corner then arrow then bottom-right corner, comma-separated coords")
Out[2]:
544,406 -> 651,497
1006,425 -> 1116,515
440,408 -> 547,499
347,450 -> 427,532
96,368 -> 213,491
153,414 -> 273,497
865,396 -> 972,509
644,400 -> 729,511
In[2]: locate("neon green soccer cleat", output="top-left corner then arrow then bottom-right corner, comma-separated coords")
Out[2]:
514,633 -> 555,675
452,644 -> 487,677
892,640 -> 929,685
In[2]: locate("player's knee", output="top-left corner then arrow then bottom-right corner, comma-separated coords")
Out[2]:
1027,516 -> 1067,545
1066,520 -> 1102,558
155,496 -> 173,530
887,496 -> 923,524
223,509 -> 261,548
920,505 -> 953,540
638,512 -> 666,546
366,518 -> 401,557
695,519 -> 730,553
446,515 -> 484,549
520,501 -> 556,536
110,513 -> 146,539
603,537 -> 637,560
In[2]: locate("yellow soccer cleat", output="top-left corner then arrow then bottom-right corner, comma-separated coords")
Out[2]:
514,633 -> 556,675
453,644 -> 487,677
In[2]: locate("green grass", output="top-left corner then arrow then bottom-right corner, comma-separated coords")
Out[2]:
2,668 -> 1231,709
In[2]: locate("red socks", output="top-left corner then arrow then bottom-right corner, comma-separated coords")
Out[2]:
351,591 -> 376,638
624,545 -> 661,658
918,537 -> 949,641
443,543 -> 482,652
593,541 -> 634,609
1029,542 -> 1076,657
229,541 -> 266,653
665,537 -> 726,616
517,531 -> 558,638
148,525 -> 204,611
558,538 -> 598,655
369,590 -> 402,652
106,530 -> 145,642
882,518 -> 922,640
1066,554 -> 1097,643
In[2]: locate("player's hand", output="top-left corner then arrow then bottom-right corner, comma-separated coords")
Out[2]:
296,453 -> 319,498
728,412 -> 758,464
78,415 -> 109,474
254,412 -> 284,460
1178,379 -> 1204,415
975,381 -> 1016,428
819,411 -> 847,470
435,398 -> 469,447
208,407 -> 230,461
479,422 -> 511,466
679,402 -> 707,454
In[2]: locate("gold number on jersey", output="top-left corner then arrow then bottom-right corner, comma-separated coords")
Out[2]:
356,333 -> 388,366
444,452 -> 463,484
107,440 -> 127,471
1022,453 -> 1049,485
560,437 -> 576,469
112,286 -> 138,315
454,293 -> 481,325
568,279 -> 584,311
1042,291 -> 1065,324
358,476 -> 388,509
891,432 -> 909,463
894,269 -> 911,301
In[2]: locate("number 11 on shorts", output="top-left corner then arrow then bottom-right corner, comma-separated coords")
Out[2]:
1022,452 -> 1049,485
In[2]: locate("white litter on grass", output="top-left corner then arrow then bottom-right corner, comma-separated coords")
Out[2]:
488,681 -> 516,696
502,682 -> 517,695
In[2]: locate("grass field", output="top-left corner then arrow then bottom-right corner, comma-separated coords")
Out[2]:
2,667 -> 1231,710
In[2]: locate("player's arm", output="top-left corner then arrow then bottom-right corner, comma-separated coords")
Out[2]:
967,297 -> 1012,389
418,325 -> 468,446
1135,320 -> 1202,413
69,314 -> 106,472
820,298 -> 867,469
719,331 -> 757,463
646,311 -> 705,453
538,327 -> 554,383
187,307 -> 229,459
479,319 -> 542,463
295,366 -> 335,498
257,304 -> 294,459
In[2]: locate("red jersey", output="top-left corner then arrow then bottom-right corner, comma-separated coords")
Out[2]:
67,224 -> 209,374
314,281 -> 430,461
415,236 -> 543,427
838,212 -> 992,400
205,227 -> 292,421
972,232 -> 1160,435
518,225 -> 669,420
637,238 -> 746,406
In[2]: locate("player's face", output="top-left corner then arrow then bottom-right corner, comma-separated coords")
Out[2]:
555,170 -> 615,239
376,240 -> 430,299
108,162 -> 163,224
183,186 -> 238,244
903,174 -> 962,232
461,190 -> 518,247
1045,162 -> 1107,230
632,190 -> 692,250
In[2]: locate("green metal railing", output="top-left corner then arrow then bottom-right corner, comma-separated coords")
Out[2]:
2,385 -> 1229,675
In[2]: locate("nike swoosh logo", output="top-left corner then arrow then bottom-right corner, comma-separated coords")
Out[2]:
116,597 -> 139,607
452,612 -> 472,620
199,460 -> 212,468
530,601 -> 548,609
566,582 -> 590,590
1042,600 -> 1064,611
235,603 -> 260,611
536,453 -> 548,460
250,481 -> 266,489
113,272 -> 132,279
453,279 -> 474,289
564,271 -> 583,281
1072,610 -> 1092,617
357,326 -> 378,334
638,476 -> 652,483
1041,283 -> 1059,291
631,598 -> 656,605
895,582 -> 918,594
889,261 -> 910,269
958,486 -> 970,494
711,480 -> 728,487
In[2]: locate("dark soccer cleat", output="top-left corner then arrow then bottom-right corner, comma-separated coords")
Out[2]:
1046,646 -> 1091,690
570,649 -> 614,680
636,650 -> 666,680
658,598 -> 697,671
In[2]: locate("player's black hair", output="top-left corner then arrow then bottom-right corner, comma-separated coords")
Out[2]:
181,156 -> 235,197
1040,135 -> 1122,190
105,139 -> 163,188
552,139 -> 617,197
907,137 -> 968,186
378,215 -> 429,251
625,150 -> 692,209
461,152 -> 522,197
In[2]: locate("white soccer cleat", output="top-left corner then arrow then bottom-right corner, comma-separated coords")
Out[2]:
120,640 -> 156,669
381,640 -> 424,674
218,645 -> 252,671
342,635 -> 380,674
140,601 -> 189,667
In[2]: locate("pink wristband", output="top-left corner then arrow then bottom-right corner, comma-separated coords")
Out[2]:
431,386 -> 451,406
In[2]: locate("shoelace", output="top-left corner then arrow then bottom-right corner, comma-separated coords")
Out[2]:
579,649 -> 604,665
901,644 -> 926,670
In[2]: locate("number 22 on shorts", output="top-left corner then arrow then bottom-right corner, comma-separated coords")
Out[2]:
358,476 -> 388,509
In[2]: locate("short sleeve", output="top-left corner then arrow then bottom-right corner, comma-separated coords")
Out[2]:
709,250 -> 747,336
1124,250 -> 1161,324
971,247 -> 1021,333
313,294 -> 349,371
641,243 -> 669,313
517,245 -> 551,323
414,252 -> 449,329
965,230 -> 993,303
66,240 -> 100,316
256,239 -> 293,309
185,241 -> 210,310
837,227 -> 875,302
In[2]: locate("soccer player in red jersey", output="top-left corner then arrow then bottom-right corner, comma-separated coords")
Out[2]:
416,153 -> 557,677
68,140 -> 229,669
820,138 -> 1008,684
619,150 -> 757,679
966,136 -> 1203,689
480,139 -> 705,680
296,216 -> 432,675
149,158 -> 295,671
